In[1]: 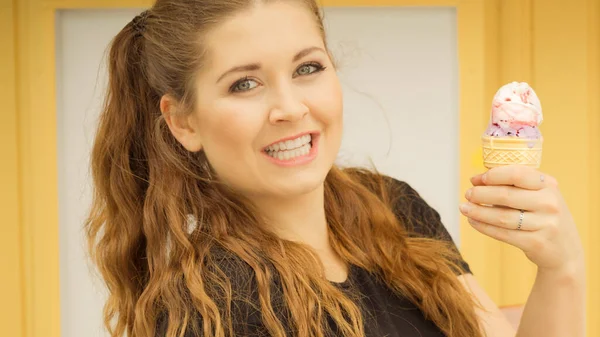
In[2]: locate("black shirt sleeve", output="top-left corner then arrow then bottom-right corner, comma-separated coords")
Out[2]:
386,177 -> 472,275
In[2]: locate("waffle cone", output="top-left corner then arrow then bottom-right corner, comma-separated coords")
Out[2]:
481,135 -> 543,169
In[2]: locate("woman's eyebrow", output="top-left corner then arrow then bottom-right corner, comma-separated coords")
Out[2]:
216,46 -> 326,84
217,63 -> 260,84
292,46 -> 326,62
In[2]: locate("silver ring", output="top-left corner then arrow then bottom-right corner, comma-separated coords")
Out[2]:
517,210 -> 524,230
540,174 -> 545,183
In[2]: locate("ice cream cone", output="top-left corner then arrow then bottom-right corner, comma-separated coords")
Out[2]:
481,135 -> 543,169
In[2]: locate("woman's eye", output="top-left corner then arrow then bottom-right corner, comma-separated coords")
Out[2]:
230,63 -> 325,93
295,63 -> 324,77
231,78 -> 259,93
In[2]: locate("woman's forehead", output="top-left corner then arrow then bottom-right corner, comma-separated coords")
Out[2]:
201,2 -> 324,67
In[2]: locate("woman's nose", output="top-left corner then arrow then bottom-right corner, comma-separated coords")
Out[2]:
268,86 -> 309,124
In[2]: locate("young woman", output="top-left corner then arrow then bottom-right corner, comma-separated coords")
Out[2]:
86,1 -> 585,336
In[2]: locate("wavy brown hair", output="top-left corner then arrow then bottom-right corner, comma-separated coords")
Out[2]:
85,0 -> 485,336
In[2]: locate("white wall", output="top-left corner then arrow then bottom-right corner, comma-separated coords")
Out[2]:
325,7 -> 459,242
55,7 -> 457,337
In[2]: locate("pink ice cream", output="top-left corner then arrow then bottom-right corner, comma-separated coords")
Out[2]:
484,82 -> 543,139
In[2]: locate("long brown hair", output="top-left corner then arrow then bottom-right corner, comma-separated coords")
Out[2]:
85,1 -> 484,336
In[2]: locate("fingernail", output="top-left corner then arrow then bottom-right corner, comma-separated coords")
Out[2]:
459,203 -> 471,214
481,173 -> 488,183
465,188 -> 472,200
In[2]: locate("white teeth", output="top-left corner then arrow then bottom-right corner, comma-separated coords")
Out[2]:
266,143 -> 312,161
266,134 -> 312,152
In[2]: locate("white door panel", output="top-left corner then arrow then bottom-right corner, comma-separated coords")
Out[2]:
56,7 -> 458,337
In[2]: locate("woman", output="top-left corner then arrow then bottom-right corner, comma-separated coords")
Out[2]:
86,1 -> 585,336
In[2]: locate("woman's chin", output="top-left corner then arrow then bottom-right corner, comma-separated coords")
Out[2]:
275,173 -> 325,197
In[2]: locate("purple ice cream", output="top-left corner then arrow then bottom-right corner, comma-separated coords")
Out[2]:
484,82 -> 543,139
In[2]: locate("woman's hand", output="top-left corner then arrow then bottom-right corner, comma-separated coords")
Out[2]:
459,165 -> 584,275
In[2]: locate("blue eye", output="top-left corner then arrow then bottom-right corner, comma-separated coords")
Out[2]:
230,77 -> 259,93
295,62 -> 325,77
229,62 -> 326,94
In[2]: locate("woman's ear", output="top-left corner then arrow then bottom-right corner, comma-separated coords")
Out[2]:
160,94 -> 203,152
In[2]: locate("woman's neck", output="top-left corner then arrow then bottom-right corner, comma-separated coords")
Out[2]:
251,184 -> 348,282
255,184 -> 329,250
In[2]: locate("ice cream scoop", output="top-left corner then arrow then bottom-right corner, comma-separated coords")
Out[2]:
484,82 -> 543,139
482,82 -> 544,168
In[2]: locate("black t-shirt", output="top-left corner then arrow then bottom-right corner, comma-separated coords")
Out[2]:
326,179 -> 471,337
157,179 -> 471,337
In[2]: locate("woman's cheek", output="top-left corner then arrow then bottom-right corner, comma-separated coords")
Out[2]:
203,101 -> 265,152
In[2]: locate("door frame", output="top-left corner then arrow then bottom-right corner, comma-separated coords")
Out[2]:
5,0 -> 508,336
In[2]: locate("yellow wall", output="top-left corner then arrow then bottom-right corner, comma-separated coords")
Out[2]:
481,2 -> 600,334
480,2 -> 600,335
0,0 -> 23,337
2,0 -> 598,336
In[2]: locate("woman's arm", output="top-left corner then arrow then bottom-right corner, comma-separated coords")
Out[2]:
458,263 -> 585,337
458,274 -> 516,337
515,263 -> 586,337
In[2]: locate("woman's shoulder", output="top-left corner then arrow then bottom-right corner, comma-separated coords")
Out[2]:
342,167 -> 450,240
341,167 -> 415,197
342,167 -> 471,275
342,168 -> 426,211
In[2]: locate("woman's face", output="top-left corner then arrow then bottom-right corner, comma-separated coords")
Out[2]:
190,1 -> 343,199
